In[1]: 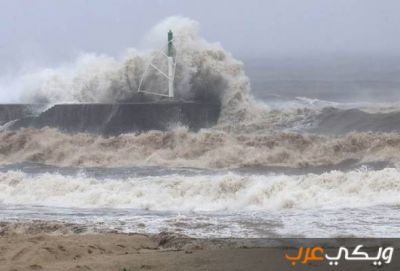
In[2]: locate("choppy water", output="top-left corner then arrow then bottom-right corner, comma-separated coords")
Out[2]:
1,17 -> 400,238
0,162 -> 400,238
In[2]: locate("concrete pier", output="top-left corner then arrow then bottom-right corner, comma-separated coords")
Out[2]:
0,102 -> 221,135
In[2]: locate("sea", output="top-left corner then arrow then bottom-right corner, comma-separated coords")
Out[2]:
1,18 -> 400,238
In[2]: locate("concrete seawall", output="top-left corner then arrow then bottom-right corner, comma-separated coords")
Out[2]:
0,104 -> 46,125
0,102 -> 220,135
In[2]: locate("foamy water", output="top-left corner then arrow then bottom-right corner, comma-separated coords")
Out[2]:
1,168 -> 400,211
0,16 -> 400,238
0,166 -> 400,237
1,127 -> 400,168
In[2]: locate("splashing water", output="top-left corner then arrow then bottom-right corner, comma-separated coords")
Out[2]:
13,17 -> 266,130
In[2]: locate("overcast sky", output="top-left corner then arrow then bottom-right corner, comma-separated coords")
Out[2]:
0,0 -> 399,71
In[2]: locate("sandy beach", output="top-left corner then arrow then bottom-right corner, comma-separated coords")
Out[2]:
2,222 -> 399,271
0,222 -> 285,271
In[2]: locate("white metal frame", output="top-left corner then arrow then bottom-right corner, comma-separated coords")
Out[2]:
137,40 -> 177,98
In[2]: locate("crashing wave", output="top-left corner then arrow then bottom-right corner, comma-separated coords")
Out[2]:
0,168 -> 399,211
0,128 -> 399,168
12,17 -> 264,129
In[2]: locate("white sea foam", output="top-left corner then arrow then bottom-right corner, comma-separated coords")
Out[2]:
0,16 -> 266,129
0,168 -> 399,211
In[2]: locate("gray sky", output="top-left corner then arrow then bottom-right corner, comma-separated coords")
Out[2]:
0,0 -> 399,71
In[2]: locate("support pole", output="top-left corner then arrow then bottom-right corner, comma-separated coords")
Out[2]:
168,56 -> 174,98
168,30 -> 174,98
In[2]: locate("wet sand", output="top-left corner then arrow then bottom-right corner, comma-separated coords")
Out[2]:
1,222 -> 399,271
0,222 -> 284,271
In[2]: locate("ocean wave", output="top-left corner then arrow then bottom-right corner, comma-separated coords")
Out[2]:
3,16 -> 400,136
0,128 -> 400,169
4,16 -> 264,129
310,107 -> 400,134
0,168 -> 399,211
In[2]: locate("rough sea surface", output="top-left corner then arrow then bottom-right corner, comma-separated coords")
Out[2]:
1,17 -> 400,238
